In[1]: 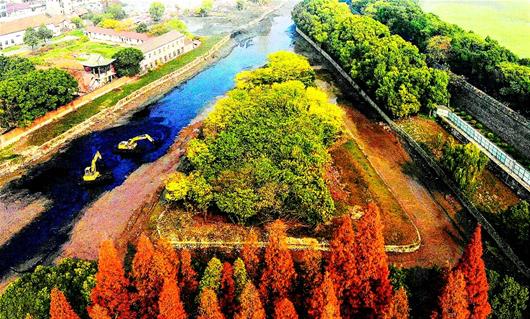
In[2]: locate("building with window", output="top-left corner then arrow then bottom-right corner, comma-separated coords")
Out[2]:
0,1 -> 7,19
81,54 -> 116,91
85,26 -> 151,46
0,14 -> 68,49
139,30 -> 196,72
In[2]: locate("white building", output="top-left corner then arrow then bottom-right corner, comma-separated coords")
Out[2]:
46,0 -> 101,15
0,0 -> 47,22
0,14 -> 68,49
0,1 -> 7,19
139,30 -> 196,72
85,26 -> 151,46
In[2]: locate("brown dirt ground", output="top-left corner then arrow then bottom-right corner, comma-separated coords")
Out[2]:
343,107 -> 463,267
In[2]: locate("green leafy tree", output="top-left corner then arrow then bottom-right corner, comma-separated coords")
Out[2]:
487,270 -> 529,319
105,3 -> 127,20
37,25 -> 53,43
233,258 -> 248,297
499,201 -> 529,259
236,0 -> 246,10
0,259 -> 96,319
136,22 -> 149,33
442,139 -> 489,191
197,0 -> 214,17
112,48 -> 144,77
23,27 -> 40,49
71,17 -> 84,29
199,257 -> 223,294
149,2 -> 165,22
0,56 -> 35,80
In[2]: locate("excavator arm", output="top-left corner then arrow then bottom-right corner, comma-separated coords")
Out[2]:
90,151 -> 102,173
129,134 -> 155,144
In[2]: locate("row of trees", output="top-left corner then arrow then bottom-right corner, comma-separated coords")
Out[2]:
164,52 -> 344,225
352,0 -> 530,116
0,56 -> 78,129
23,25 -> 54,50
2,203 -> 501,318
292,0 -> 450,118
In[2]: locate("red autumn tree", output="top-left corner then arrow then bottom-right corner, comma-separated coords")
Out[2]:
154,238 -> 180,281
132,234 -> 160,319
326,215 -> 358,314
259,220 -> 296,306
158,278 -> 187,319
299,242 -> 323,297
308,272 -> 341,319
432,269 -> 470,319
89,240 -> 132,319
197,288 -> 225,319
274,298 -> 298,319
88,305 -> 111,319
50,288 -> 80,319
220,262 -> 237,317
354,203 -> 393,316
179,249 -> 199,298
241,229 -> 260,281
384,287 -> 409,319
235,282 -> 266,319
456,225 -> 491,319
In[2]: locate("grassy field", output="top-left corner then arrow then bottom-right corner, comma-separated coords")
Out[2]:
24,35 -> 225,147
419,0 -> 530,58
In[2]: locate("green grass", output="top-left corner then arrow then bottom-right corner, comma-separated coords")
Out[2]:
28,39 -> 122,65
25,35 -> 225,147
419,0 -> 530,58
0,45 -> 21,53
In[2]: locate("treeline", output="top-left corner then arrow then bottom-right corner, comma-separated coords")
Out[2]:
1,205 -> 515,319
0,56 -> 78,129
351,0 -> 530,116
164,52 -> 344,225
292,0 -> 449,118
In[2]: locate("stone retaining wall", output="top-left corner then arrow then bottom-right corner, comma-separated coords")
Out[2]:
449,75 -> 530,157
296,27 -> 530,277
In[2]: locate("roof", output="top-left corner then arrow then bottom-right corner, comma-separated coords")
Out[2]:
81,54 -> 115,67
85,26 -> 151,41
6,3 -> 31,14
139,30 -> 185,53
0,14 -> 67,36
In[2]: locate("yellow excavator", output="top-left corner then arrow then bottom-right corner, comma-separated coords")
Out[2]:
117,134 -> 156,153
83,151 -> 103,183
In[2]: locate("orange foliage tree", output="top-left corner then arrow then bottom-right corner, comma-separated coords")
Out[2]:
89,240 -> 132,318
259,221 -> 296,307
220,262 -> 237,317
241,229 -> 261,281
158,278 -> 187,319
50,288 -> 80,319
299,243 -> 323,297
88,305 -> 111,319
354,204 -> 393,316
384,287 -> 409,319
308,272 -> 341,319
235,282 -> 266,319
274,298 -> 298,319
326,215 -> 359,315
154,238 -> 180,281
132,234 -> 160,319
432,269 -> 470,319
197,288 -> 225,319
456,225 -> 491,319
179,249 -> 199,297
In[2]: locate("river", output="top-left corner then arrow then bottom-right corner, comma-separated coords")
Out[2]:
0,2 -> 297,279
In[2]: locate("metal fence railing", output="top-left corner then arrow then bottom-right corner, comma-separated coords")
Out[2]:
441,109 -> 530,189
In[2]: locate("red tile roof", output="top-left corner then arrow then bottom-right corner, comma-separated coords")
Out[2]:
0,14 -> 67,36
139,30 -> 185,53
85,26 -> 151,41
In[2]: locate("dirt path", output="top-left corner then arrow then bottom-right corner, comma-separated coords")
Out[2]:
343,106 -> 462,267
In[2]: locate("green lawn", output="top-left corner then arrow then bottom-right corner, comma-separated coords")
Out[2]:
28,39 -> 122,66
25,35 -> 225,147
419,0 -> 530,58
0,45 -> 21,53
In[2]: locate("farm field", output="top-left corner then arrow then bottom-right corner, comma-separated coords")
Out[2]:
419,0 -> 530,58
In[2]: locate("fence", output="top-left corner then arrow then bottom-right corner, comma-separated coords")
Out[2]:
438,108 -> 530,192
296,27 -> 530,278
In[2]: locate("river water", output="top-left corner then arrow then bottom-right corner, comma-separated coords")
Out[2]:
0,2 -> 297,279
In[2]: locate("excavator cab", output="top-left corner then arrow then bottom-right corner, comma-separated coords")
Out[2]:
83,151 -> 103,183
117,134 -> 156,153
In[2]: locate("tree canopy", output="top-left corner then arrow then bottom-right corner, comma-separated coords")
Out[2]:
112,48 -> 144,77
149,2 -> 165,22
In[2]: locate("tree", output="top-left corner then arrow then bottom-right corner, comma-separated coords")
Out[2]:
106,3 -> 127,20
500,201 -> 529,259
308,272 -> 341,319
23,27 -> 40,49
197,288 -> 225,319
487,270 -> 529,319
220,262 -> 237,317
299,242 -> 323,298
136,22 -> 149,33
179,249 -> 199,310
385,288 -> 410,319
0,56 -> 35,80
88,305 -> 111,319
199,257 -> 223,295
259,221 -> 296,306
235,282 -> 266,319
154,238 -> 180,282
233,258 -> 248,297
197,0 -> 214,17
442,139 -> 489,191
456,225 -> 491,319
90,240 -> 132,319
71,17 -> 84,29
37,25 -> 53,43
236,0 -> 245,10
149,2 -> 165,22
99,18 -> 120,29
158,279 -> 187,319
49,288 -> 80,319
432,269 -> 470,319
112,48 -> 144,77
354,204 -> 393,316
274,298 -> 298,319
132,234 -> 160,319
241,230 -> 260,281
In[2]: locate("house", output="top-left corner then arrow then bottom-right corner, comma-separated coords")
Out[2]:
139,30 -> 196,72
80,54 -> 116,91
0,1 -> 6,19
0,14 -> 69,49
85,26 -> 151,46
0,1 -> 47,22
